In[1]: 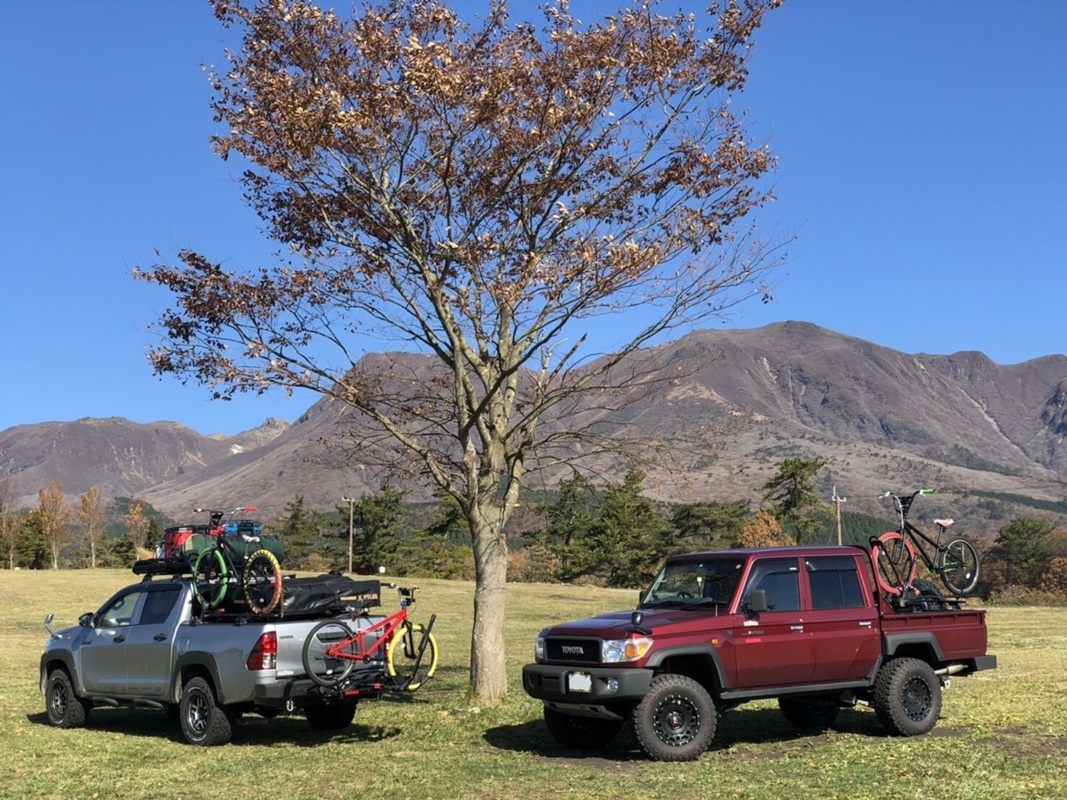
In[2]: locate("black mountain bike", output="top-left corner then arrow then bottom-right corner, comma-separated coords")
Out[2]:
870,489 -> 980,598
191,506 -> 283,615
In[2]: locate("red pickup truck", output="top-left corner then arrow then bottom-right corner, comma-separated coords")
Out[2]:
522,545 -> 996,761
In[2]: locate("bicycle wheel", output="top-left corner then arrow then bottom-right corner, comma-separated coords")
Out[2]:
387,622 -> 438,691
242,549 -> 282,614
939,538 -> 980,595
303,620 -> 357,687
193,548 -> 229,609
872,531 -> 917,595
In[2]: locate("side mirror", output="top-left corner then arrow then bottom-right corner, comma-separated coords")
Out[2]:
630,610 -> 652,635
746,589 -> 768,615
78,613 -> 94,628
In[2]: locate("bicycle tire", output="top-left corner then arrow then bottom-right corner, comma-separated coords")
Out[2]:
386,622 -> 438,691
302,620 -> 357,687
242,549 -> 283,614
193,548 -> 229,609
872,531 -> 917,595
939,537 -> 980,595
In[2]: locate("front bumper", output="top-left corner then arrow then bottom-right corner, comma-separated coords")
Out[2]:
522,663 -> 653,706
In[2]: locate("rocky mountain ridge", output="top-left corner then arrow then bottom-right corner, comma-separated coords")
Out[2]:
3,322 -> 1065,534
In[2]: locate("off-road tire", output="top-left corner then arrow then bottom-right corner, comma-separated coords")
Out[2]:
305,700 -> 358,731
179,676 -> 235,746
778,696 -> 840,729
873,657 -> 942,736
543,707 -> 624,751
45,668 -> 91,729
633,674 -> 716,762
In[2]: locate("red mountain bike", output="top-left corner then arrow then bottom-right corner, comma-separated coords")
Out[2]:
302,584 -> 438,692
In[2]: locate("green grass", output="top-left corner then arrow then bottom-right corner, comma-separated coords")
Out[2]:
3,569 -> 1065,800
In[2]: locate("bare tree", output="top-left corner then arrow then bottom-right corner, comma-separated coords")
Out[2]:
79,487 -> 107,568
39,480 -> 71,570
136,0 -> 784,700
0,479 -> 21,569
124,496 -> 151,554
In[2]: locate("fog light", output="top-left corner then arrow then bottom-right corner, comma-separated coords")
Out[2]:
606,678 -> 620,693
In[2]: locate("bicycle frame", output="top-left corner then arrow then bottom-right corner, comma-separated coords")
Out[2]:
327,605 -> 410,664
899,517 -> 950,576
309,584 -> 437,695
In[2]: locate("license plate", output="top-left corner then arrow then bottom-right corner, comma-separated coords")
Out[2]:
567,672 -> 593,693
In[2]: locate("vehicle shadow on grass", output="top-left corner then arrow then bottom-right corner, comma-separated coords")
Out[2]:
25,707 -> 405,748
485,707 -> 958,763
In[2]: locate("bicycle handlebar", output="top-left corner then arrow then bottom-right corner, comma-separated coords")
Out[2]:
881,489 -> 934,521
879,489 -> 933,500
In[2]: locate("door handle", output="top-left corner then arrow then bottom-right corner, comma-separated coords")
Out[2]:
790,625 -> 804,632
859,621 -> 872,628
113,635 -> 126,643
154,633 -> 167,642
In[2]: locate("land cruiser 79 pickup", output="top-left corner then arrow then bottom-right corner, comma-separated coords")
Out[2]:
41,572 -> 385,745
523,545 -> 996,761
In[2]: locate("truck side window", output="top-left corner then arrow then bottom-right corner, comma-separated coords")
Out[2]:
138,587 -> 181,626
100,592 -> 141,627
742,558 -> 800,612
807,557 -> 865,610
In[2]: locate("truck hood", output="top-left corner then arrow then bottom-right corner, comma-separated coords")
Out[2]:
544,607 -> 734,638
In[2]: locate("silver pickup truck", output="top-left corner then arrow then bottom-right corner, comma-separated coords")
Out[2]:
40,573 -> 385,745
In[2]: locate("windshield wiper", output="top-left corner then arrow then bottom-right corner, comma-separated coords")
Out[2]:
641,597 -> 729,610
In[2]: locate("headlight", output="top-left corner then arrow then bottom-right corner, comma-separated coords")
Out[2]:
534,631 -> 548,662
601,636 -> 653,663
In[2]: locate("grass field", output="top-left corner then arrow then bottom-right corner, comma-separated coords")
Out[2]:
3,569 -> 1065,800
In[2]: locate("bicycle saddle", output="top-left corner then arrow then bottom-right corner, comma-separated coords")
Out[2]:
934,518 -> 954,529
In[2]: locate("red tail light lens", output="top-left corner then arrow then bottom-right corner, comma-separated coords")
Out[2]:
247,632 -> 278,670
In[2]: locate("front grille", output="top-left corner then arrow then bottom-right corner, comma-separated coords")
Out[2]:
545,637 -> 601,663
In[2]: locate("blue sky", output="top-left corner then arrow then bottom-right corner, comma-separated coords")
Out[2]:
2,1 -> 1064,436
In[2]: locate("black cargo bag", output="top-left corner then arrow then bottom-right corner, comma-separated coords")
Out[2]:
220,530 -> 286,565
281,575 -> 381,616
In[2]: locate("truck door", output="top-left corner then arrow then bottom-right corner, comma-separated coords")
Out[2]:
804,556 -> 881,682
124,585 -> 183,697
731,557 -> 814,687
79,588 -> 145,695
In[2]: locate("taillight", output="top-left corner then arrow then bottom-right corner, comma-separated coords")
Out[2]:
247,632 -> 277,670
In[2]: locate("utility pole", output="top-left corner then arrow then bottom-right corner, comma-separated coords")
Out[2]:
831,486 -> 847,546
341,495 -> 355,574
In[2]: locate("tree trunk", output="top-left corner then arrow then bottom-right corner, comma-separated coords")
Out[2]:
469,513 -> 510,702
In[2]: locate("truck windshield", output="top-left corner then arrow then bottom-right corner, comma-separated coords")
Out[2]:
641,558 -> 746,609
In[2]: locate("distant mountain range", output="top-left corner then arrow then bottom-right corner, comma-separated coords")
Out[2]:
3,322 -> 1066,535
